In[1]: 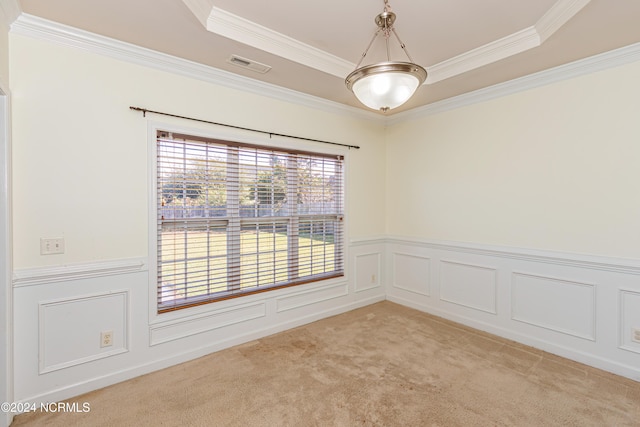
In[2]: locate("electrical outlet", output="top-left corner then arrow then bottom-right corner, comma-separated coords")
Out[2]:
101,331 -> 113,348
371,274 -> 376,284
632,327 -> 640,344
40,238 -> 65,255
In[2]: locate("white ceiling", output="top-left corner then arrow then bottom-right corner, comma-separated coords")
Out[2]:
15,0 -> 640,115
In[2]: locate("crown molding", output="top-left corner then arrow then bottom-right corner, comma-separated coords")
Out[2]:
387,41 -> 640,125
0,0 -> 20,26
426,27 -> 540,85
205,7 -> 354,79
181,0 -> 214,28
10,14 -> 380,122
426,0 -> 590,85
536,0 -> 591,43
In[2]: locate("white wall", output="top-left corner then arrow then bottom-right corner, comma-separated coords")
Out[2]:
9,32 -> 387,404
384,59 -> 640,381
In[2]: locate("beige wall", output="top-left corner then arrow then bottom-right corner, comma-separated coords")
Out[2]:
10,34 -> 386,269
11,26 -> 640,265
386,60 -> 640,259
0,3 -> 9,89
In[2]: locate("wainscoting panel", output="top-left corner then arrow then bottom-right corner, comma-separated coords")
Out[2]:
13,267 -> 148,403
619,289 -> 640,354
13,240 -> 382,406
440,260 -> 497,314
276,282 -> 348,313
150,301 -> 266,346
392,252 -> 431,296
511,272 -> 596,341
385,237 -> 640,381
354,252 -> 381,293
11,239 -> 640,406
38,291 -> 129,373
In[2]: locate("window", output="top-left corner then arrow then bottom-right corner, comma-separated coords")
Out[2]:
155,131 -> 344,312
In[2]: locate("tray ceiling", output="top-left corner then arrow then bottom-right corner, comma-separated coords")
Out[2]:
15,0 -> 640,115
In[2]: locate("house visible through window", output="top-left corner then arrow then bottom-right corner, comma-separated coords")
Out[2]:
156,131 -> 344,312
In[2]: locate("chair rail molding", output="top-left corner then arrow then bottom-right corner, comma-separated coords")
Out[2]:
12,258 -> 147,287
385,236 -> 640,275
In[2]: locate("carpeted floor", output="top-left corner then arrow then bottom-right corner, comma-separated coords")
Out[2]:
12,301 -> 640,426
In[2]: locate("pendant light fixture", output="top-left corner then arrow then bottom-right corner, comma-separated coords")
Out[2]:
345,0 -> 427,113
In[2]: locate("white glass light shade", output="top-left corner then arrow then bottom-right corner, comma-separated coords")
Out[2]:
346,62 -> 427,112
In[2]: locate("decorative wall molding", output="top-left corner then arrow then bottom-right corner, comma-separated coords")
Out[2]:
150,301 -> 266,346
619,289 -> 640,354
9,235 -> 640,405
17,295 -> 384,407
354,252 -> 382,293
12,258 -> 146,287
385,236 -> 640,381
511,272 -> 596,341
391,252 -> 431,296
38,291 -> 129,374
386,236 -> 640,275
439,260 -> 497,314
9,14 -> 378,123
276,282 -> 348,313
12,238 -> 383,406
11,237 -> 640,296
350,236 -> 388,246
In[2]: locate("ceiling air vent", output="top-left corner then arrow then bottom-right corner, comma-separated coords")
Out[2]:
227,55 -> 272,74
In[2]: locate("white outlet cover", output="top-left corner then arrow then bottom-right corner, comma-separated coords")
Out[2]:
100,331 -> 114,348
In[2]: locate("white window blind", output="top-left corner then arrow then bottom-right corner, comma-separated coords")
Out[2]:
156,131 -> 344,312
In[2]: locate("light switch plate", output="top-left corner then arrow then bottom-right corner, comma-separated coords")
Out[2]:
40,238 -> 65,255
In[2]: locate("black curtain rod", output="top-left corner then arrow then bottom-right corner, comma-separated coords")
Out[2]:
129,106 -> 360,150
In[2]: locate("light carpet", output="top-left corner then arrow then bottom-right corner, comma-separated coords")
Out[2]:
12,301 -> 640,426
